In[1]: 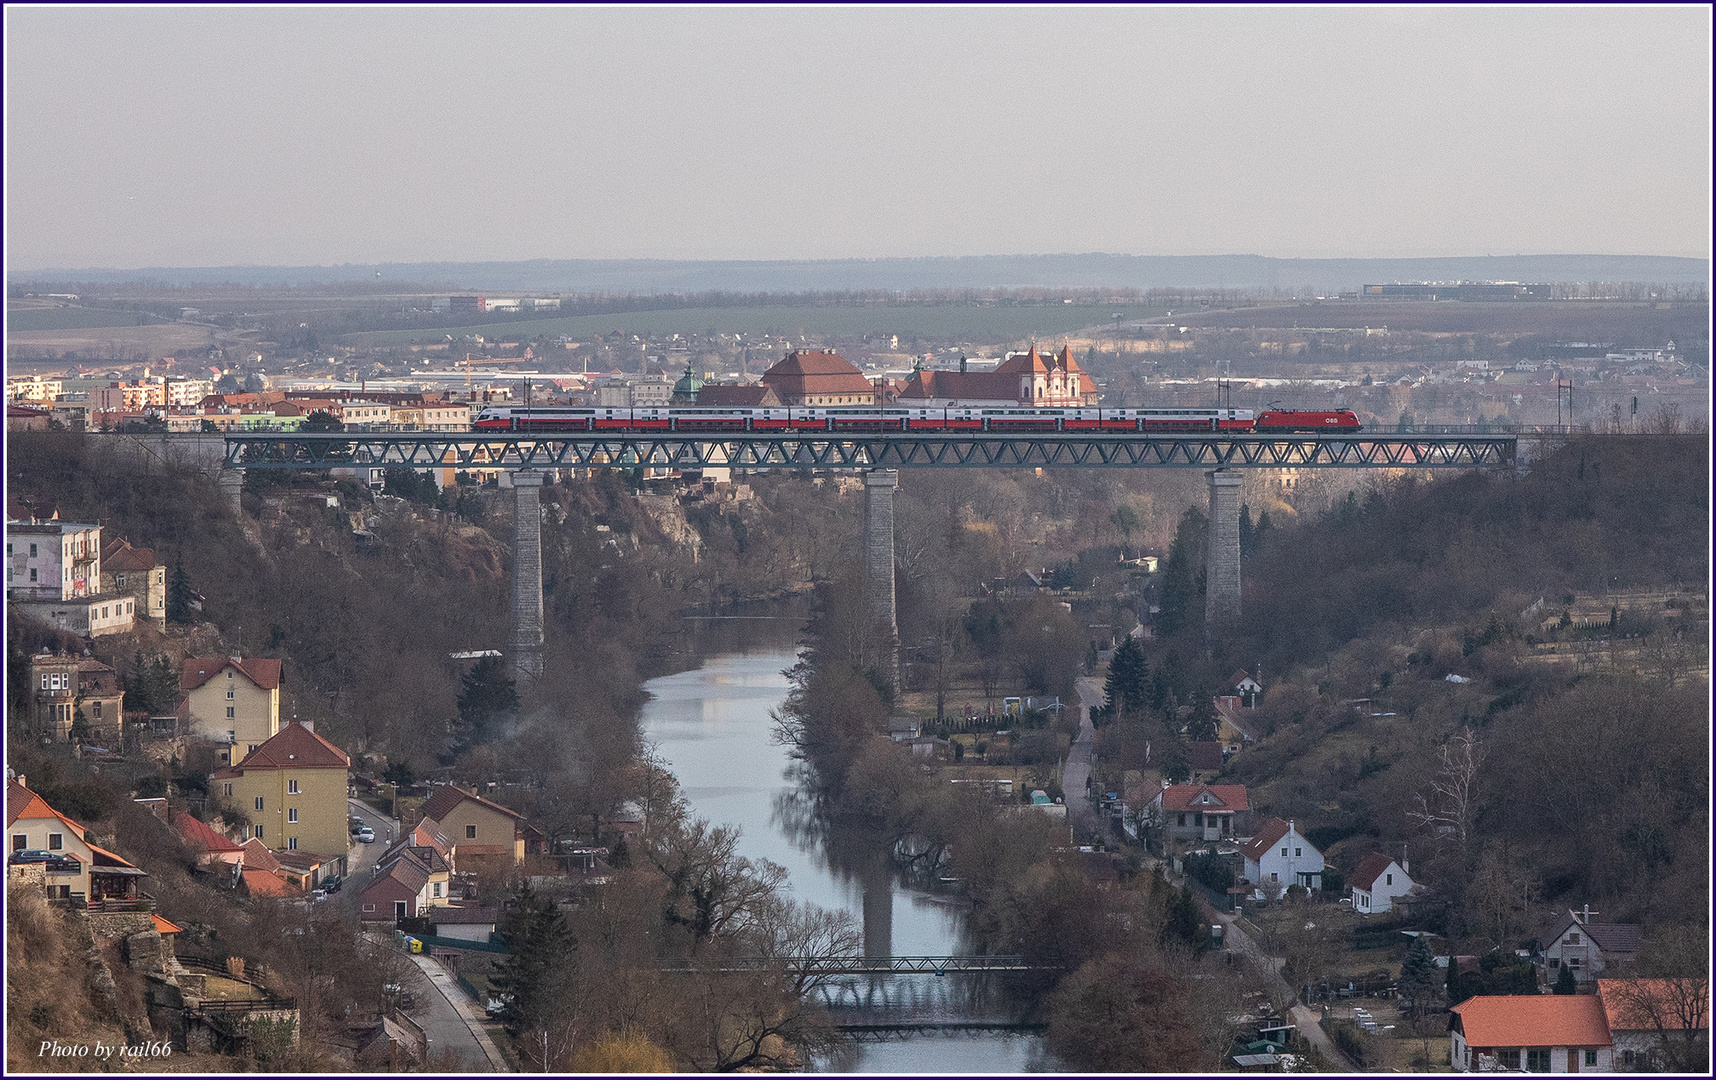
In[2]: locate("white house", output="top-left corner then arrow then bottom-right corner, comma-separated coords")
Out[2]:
1350,852 -> 1415,914
1537,909 -> 1641,984
1239,817 -> 1324,896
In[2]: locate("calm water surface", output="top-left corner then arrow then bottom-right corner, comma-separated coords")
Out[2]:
640,645 -> 1060,1074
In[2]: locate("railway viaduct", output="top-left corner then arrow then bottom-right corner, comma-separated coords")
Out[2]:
206,428 -> 1534,687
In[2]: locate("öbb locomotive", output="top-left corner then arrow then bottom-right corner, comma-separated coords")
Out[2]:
471,405 -> 1361,435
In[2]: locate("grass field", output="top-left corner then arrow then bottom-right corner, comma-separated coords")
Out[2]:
5,321 -> 221,359
6,305 -> 168,331
341,302 -> 1171,347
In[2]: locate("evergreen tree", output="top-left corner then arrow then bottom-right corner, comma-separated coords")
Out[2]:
449,655 -> 518,759
1155,508 -> 1207,638
1238,504 -> 1254,557
1101,638 -> 1150,723
1554,964 -> 1578,995
166,563 -> 195,624
1158,884 -> 1205,952
491,883 -> 577,1036
1399,935 -> 1440,1017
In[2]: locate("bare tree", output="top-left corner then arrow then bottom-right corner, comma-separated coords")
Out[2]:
1409,726 -> 1484,855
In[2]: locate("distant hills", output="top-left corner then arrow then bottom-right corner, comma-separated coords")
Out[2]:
13,253 -> 1708,294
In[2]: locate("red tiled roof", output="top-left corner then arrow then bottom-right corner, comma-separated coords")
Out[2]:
173,811 -> 244,853
421,785 -> 520,826
1597,979 -> 1711,1032
1351,852 -> 1401,892
1452,994 -> 1612,1048
151,914 -> 183,935
760,351 -> 875,400
241,838 -> 283,874
242,867 -> 298,897
6,779 -> 89,841
1159,784 -> 1249,813
1240,817 -> 1292,861
180,656 -> 283,692
101,537 -> 158,571
894,369 -> 1023,404
230,721 -> 350,771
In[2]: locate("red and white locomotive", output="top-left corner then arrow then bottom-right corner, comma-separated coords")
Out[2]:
472,405 -> 1360,434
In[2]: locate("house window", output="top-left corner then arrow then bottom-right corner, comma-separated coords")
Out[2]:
1281,847 -> 1289,857
226,707 -> 235,719
228,670 -> 234,679
247,745 -> 256,756
29,569 -> 37,582
93,702 -> 102,718
254,824 -> 263,839
255,796 -> 265,811
1567,932 -> 1580,945
1194,812 -> 1204,827
227,689 -> 235,699
1585,1051 -> 1597,1066
287,837 -> 298,850
30,543 -> 38,557
1526,1049 -> 1550,1071
288,780 -> 300,794
12,835 -> 26,852
287,809 -> 298,824
223,783 -> 233,797
48,834 -> 62,850
1549,958 -> 1560,968
433,882 -> 442,898
466,825 -> 477,839
1386,873 -> 1393,886
1494,1050 -> 1520,1070
1178,814 -> 1187,827
1295,848 -> 1303,857
363,903 -> 375,912
1271,872 -> 1279,882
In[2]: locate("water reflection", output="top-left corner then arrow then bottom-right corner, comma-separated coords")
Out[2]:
640,644 -> 1059,1073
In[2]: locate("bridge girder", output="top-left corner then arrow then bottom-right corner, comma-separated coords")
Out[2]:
221,432 -> 1517,471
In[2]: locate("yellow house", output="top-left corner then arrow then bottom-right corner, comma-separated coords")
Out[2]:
181,656 -> 282,763
1213,695 -> 1261,756
7,777 -> 148,906
212,721 -> 350,873
420,785 -> 524,867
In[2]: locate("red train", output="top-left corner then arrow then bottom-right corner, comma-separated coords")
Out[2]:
471,405 -> 1360,434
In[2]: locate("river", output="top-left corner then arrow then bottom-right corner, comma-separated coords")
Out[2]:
640,635 -> 1061,1073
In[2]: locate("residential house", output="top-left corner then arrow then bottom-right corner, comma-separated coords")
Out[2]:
6,520 -> 137,635
172,811 -> 244,886
1212,695 -> 1262,755
1231,670 -> 1263,707
7,776 -> 149,906
1449,994 -> 1614,1073
359,857 -> 433,923
1187,741 -> 1225,782
759,350 -> 877,406
274,848 -> 339,890
420,785 -> 525,867
99,537 -> 167,630
1350,852 -> 1416,914
1537,909 -> 1642,985
1151,784 -> 1250,843
375,839 -> 452,907
7,404 -> 53,432
210,720 -> 350,874
180,656 -> 282,761
1597,977 -> 1711,1070
353,1011 -> 426,1071
1239,818 -> 1325,897
29,653 -> 124,744
238,837 -> 300,898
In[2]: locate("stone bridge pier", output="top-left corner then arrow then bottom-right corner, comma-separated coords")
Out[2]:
1205,469 -> 1243,636
510,471 -> 546,682
864,469 -> 900,694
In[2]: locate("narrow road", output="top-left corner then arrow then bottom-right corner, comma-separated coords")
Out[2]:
409,952 -> 507,1071
1209,909 -> 1354,1070
390,942 -> 491,1070
1062,676 -> 1104,839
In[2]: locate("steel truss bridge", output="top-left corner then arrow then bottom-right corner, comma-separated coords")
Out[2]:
656,954 -> 1039,976
222,431 -> 1518,471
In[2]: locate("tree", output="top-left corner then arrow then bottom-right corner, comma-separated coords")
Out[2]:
1408,726 -> 1483,856
1238,504 -> 1255,557
1158,885 -> 1205,952
1399,935 -> 1441,1018
1555,964 -> 1578,995
166,562 -> 196,624
1101,638 -> 1150,723
1047,953 -> 1207,1072
1109,504 -> 1140,552
1156,508 -> 1207,638
491,882 -> 578,1037
300,409 -> 344,432
449,655 -> 517,760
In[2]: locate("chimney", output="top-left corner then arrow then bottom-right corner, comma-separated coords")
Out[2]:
960,354 -> 968,374
14,775 -> 24,788
1402,843 -> 1409,876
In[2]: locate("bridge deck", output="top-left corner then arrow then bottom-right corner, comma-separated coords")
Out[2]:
221,431 -> 1519,470
656,954 -> 1038,975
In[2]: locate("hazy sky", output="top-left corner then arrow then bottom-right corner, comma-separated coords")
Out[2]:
5,5 -> 1710,269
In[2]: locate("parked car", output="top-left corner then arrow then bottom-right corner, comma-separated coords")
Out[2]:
311,889 -> 327,902
357,828 -> 376,844
8,849 -> 57,865
322,876 -> 342,894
